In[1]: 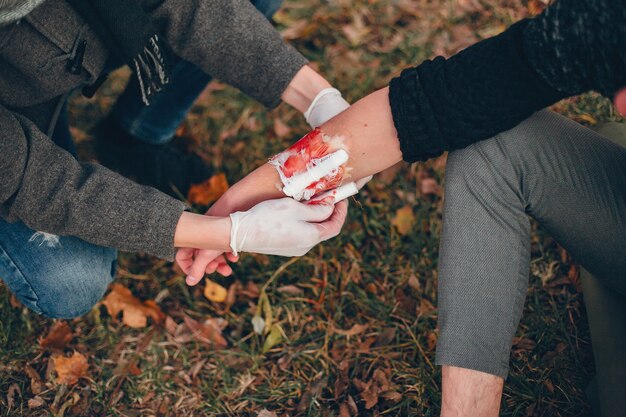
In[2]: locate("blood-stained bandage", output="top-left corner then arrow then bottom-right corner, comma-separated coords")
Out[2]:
308,182 -> 359,204
270,128 -> 349,201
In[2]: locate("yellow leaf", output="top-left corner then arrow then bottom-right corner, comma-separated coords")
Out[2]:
187,173 -> 229,206
262,324 -> 284,353
101,284 -> 165,328
391,206 -> 415,235
52,352 -> 88,386
204,279 -> 228,303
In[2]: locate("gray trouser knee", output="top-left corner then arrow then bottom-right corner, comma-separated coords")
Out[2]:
435,110 -> 626,378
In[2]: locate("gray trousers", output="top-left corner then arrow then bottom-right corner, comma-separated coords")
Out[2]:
435,110 -> 626,378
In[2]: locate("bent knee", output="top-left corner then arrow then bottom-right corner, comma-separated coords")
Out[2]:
35,253 -> 116,319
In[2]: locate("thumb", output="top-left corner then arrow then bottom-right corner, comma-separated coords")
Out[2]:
614,87 -> 626,117
316,200 -> 348,240
298,200 -> 335,222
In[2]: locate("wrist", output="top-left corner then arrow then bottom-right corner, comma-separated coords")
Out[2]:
282,65 -> 332,113
174,211 -> 232,251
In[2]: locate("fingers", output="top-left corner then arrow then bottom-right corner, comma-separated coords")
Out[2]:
297,200 -> 335,222
316,199 -> 348,240
615,87 -> 626,117
186,250 -> 223,286
175,248 -> 197,275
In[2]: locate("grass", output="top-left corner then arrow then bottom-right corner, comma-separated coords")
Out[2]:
1,0 -> 623,415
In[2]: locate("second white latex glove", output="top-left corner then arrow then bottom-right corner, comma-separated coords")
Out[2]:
229,198 -> 348,257
304,88 -> 350,128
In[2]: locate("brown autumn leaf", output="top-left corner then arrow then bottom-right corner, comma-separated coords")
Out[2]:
187,173 -> 229,206
204,279 -> 228,303
527,0 -> 548,16
101,284 -> 165,328
183,315 -> 228,348
24,365 -> 43,395
40,321 -> 73,350
333,323 -> 368,336
27,396 -> 45,410
52,351 -> 88,386
353,368 -> 396,410
391,206 -> 415,235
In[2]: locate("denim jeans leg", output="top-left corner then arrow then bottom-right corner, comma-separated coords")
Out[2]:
0,219 -> 117,318
109,0 -> 285,145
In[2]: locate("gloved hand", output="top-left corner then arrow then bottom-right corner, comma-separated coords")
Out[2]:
229,197 -> 348,256
304,88 -> 350,128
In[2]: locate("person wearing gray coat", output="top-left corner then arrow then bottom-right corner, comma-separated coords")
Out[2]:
0,0 -> 350,318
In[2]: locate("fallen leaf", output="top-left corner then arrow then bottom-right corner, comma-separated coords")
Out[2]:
273,118 -> 292,138
391,206 -> 415,235
252,316 -> 265,335
187,173 -> 229,206
183,315 -> 228,348
27,396 -> 45,409
262,324 -> 284,353
24,365 -> 43,395
257,409 -> 279,417
407,275 -> 421,291
9,294 -> 22,309
101,284 -> 165,328
52,352 -> 88,386
7,383 -> 20,409
420,177 -> 441,196
333,323 -> 368,336
204,279 -> 228,303
277,284 -> 303,295
527,0 -> 548,16
353,368 -> 396,409
426,331 -> 438,351
40,321 -> 73,350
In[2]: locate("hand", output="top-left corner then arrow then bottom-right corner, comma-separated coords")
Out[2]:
179,199 -> 347,285
304,88 -> 350,128
229,198 -> 347,256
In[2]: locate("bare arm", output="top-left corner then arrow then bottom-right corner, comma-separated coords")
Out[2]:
211,87 -> 400,215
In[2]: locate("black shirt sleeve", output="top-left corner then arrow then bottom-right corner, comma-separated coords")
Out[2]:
390,0 -> 625,163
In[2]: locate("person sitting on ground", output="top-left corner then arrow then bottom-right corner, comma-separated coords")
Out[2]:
179,0 -> 625,415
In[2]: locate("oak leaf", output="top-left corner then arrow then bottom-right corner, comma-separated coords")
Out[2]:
391,206 -> 415,235
101,284 -> 165,328
52,352 -> 88,386
187,173 -> 229,206
40,321 -> 73,350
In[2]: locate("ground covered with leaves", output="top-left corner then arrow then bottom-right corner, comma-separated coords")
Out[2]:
1,0 -> 623,416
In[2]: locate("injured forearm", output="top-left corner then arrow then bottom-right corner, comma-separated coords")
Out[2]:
211,87 -> 402,215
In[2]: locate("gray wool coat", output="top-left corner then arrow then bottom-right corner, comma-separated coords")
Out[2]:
0,0 -> 308,260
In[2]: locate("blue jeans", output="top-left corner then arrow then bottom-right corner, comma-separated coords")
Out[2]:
0,0 -> 283,319
109,0 -> 283,144
0,94 -> 117,318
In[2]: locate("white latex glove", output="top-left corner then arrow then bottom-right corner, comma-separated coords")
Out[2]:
229,198 -> 348,257
304,88 -> 350,128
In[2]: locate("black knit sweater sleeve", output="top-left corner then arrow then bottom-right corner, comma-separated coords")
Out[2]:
390,0 -> 626,163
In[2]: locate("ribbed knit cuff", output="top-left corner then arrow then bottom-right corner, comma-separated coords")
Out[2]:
389,67 -> 444,163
